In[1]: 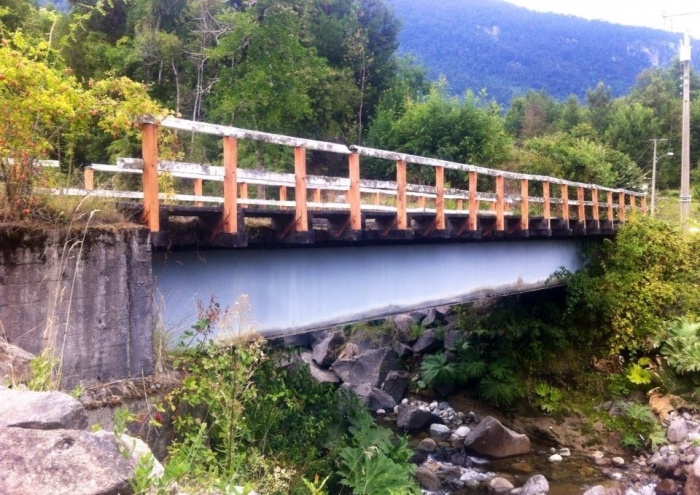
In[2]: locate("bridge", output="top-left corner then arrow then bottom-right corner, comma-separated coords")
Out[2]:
67,116 -> 646,336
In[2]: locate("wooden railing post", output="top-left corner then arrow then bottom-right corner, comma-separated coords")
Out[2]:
396,159 -> 407,229
495,175 -> 505,231
577,186 -> 585,223
348,153 -> 362,230
240,182 -> 248,209
141,122 -> 160,232
630,195 -> 637,218
641,194 -> 647,215
457,199 -> 464,211
592,188 -> 599,227
435,166 -> 445,230
279,186 -> 287,202
313,188 -> 321,203
561,185 -> 569,223
295,146 -> 309,232
520,178 -> 529,231
223,136 -> 238,234
373,192 -> 380,206
193,178 -> 203,207
84,167 -> 94,191
607,191 -> 614,222
418,196 -> 426,209
468,171 -> 478,231
618,192 -> 626,222
542,181 -> 551,229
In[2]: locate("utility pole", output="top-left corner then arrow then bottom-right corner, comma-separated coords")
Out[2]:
680,33 -> 692,232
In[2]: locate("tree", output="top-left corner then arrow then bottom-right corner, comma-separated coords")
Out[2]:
505,90 -> 560,140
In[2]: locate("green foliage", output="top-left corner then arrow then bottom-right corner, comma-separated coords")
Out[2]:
618,402 -> 667,452
27,350 -> 58,391
660,320 -> 700,375
337,409 -> 420,495
627,362 -> 653,386
533,382 -> 563,414
419,352 -> 460,388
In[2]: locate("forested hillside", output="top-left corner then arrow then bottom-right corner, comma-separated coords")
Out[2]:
392,0 -> 684,104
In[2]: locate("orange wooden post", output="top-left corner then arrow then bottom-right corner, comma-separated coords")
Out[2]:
193,178 -> 203,207
577,186 -> 585,222
495,175 -> 505,231
607,191 -> 614,221
630,195 -> 637,218
222,136 -> 238,234
435,166 -> 445,230
396,159 -> 407,229
457,199 -> 464,210
592,188 -> 600,225
618,192 -> 626,222
418,195 -> 426,209
84,167 -> 94,191
294,146 -> 308,232
313,188 -> 322,203
542,181 -> 551,229
240,182 -> 248,209
373,192 -> 380,205
561,185 -> 569,222
641,194 -> 647,215
468,171 -> 478,230
279,186 -> 287,202
520,178 -> 529,231
348,153 -> 362,230
141,123 -> 160,232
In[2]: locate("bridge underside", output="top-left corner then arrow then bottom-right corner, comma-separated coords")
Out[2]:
153,239 -> 583,338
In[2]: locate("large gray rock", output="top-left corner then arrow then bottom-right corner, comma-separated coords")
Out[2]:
332,348 -> 400,387
489,477 -> 515,494
393,314 -> 418,343
414,464 -> 442,491
463,416 -> 531,458
0,388 -> 88,430
520,474 -> 549,495
312,331 -> 345,367
300,352 -> 340,384
350,383 -> 396,411
684,456 -> 700,495
667,417 -> 689,443
0,341 -> 34,385
382,370 -> 410,403
396,403 -> 433,430
412,329 -> 443,354
421,308 -> 437,327
0,427 -> 160,495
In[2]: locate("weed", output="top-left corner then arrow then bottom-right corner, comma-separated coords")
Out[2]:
533,382 -> 563,414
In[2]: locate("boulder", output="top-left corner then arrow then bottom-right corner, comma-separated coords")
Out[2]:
0,427 -> 160,495
349,383 -> 396,411
381,370 -> 410,403
667,417 -> 689,443
520,474 -> 549,495
414,464 -> 442,491
332,348 -> 400,387
392,341 -> 413,359
412,329 -> 443,354
396,403 -> 433,430
299,352 -> 340,384
312,331 -> 345,367
0,388 -> 88,430
429,423 -> 452,441
443,329 -> 463,352
0,341 -> 34,385
489,477 -> 515,494
684,456 -> 700,495
417,437 -> 437,453
454,426 -> 471,438
393,314 -> 418,343
421,308 -> 437,327
463,416 -> 531,458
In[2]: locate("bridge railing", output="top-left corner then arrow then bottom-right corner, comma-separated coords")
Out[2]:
80,115 -> 646,239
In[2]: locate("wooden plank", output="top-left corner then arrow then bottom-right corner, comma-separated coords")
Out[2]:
279,185 -> 287,202
542,181 -> 551,228
141,123 -> 160,231
373,192 -> 380,205
240,182 -> 248,209
520,178 -> 529,231
294,146 -> 308,232
84,168 -> 94,191
561,185 -> 569,221
607,191 -> 614,221
577,186 -> 585,221
435,166 -> 445,230
618,192 -> 626,222
348,153 -> 362,230
418,196 -> 426,209
641,194 -> 647,215
495,175 -> 505,231
630,195 -> 636,217
222,136 -> 238,234
592,188 -> 599,222
396,159 -> 407,229
193,178 -> 203,207
468,171 -> 478,230
313,188 -> 322,203
457,199 -> 464,211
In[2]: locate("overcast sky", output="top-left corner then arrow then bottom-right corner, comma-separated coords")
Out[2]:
504,0 -> 700,38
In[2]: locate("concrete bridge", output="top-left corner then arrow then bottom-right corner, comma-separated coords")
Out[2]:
73,116 -> 645,337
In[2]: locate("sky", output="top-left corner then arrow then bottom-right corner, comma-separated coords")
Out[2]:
504,0 -> 700,39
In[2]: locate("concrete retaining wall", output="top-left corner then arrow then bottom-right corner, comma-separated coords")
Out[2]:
0,228 -> 153,388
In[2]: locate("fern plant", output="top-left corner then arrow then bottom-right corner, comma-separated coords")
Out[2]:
661,319 -> 700,374
420,352 -> 460,387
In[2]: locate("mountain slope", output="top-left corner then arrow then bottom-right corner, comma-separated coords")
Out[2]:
392,0 -> 684,104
